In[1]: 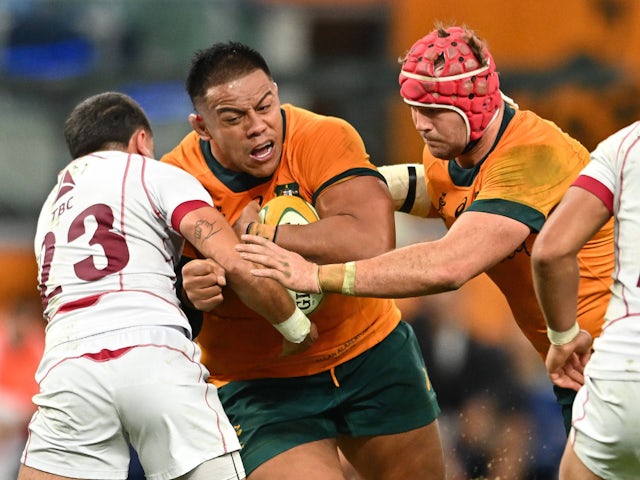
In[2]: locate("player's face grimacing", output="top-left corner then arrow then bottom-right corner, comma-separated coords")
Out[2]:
410,106 -> 469,161
192,69 -> 284,178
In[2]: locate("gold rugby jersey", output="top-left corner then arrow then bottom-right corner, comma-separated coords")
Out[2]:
162,103 -> 401,384
423,104 -> 614,358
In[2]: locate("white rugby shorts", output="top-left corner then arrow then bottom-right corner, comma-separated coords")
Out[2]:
21,326 -> 241,480
570,376 -> 640,480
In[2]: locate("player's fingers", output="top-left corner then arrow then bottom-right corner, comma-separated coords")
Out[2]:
578,349 -> 592,367
249,267 -> 282,282
195,294 -> 224,312
564,364 -> 585,387
238,237 -> 304,267
207,259 -> 225,277
240,234 -> 271,247
239,251 -> 275,268
203,285 -> 224,297
198,289 -> 223,302
184,274 -> 221,291
549,371 -> 582,392
565,351 -> 583,371
236,243 -> 267,256
183,258 -> 219,276
208,292 -> 224,304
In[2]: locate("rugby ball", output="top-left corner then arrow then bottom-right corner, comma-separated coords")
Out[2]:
259,195 -> 324,315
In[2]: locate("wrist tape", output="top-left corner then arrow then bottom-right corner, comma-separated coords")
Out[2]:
317,261 -> 356,296
246,222 -> 278,242
342,261 -> 356,295
547,322 -> 580,346
273,307 -> 311,343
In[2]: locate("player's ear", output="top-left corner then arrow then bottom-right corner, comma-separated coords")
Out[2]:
130,128 -> 154,157
189,113 -> 212,140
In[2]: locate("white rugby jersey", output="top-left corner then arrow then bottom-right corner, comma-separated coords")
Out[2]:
34,151 -> 212,348
574,121 -> 640,379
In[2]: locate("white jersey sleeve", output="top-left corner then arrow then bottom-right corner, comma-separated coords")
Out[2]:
578,122 -> 640,378
34,151 -> 213,344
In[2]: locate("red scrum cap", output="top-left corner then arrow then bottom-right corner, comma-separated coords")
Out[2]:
399,26 -> 502,143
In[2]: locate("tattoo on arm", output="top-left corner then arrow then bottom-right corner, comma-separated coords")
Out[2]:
194,219 -> 222,242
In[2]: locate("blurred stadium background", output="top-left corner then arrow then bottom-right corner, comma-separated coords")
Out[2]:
1,0 -> 639,478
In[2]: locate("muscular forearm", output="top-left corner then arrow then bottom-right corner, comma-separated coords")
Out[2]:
240,207 -> 530,300
277,176 -> 395,264
532,254 -> 581,333
182,207 -> 310,342
277,213 -> 395,264
226,264 -> 295,318
225,262 -> 316,344
532,186 -> 611,335
319,241 -> 465,298
195,240 -> 300,327
316,210 -> 529,298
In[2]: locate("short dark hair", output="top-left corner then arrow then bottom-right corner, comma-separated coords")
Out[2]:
185,41 -> 272,108
63,91 -> 152,158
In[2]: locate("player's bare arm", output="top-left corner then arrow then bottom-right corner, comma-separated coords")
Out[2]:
532,185 -> 611,389
186,218 -> 227,309
180,205 -> 318,353
239,210 -> 530,298
193,217 -> 224,241
533,186 -> 611,334
276,175 -> 395,264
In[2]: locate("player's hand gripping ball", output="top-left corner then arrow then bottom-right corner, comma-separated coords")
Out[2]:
259,195 -> 324,315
